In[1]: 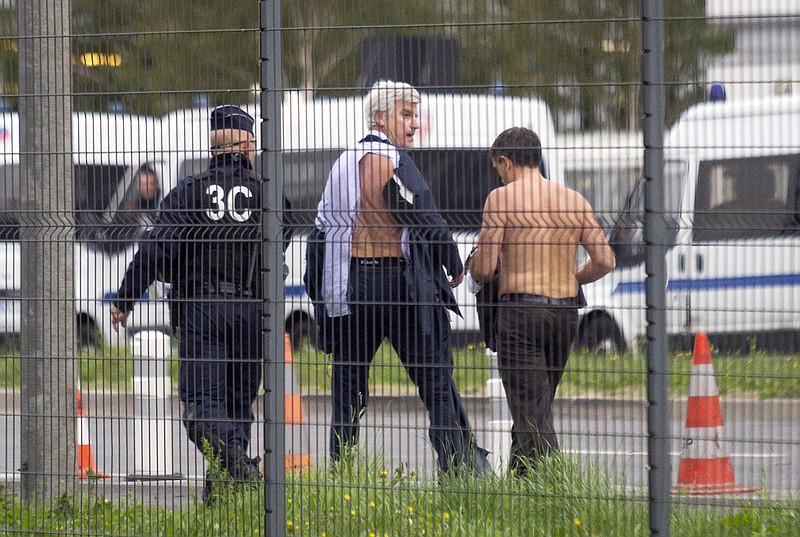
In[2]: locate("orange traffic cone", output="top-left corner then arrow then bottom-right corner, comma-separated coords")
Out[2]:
672,333 -> 758,495
284,333 -> 313,472
76,380 -> 110,479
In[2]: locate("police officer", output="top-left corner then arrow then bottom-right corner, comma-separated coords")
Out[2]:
111,105 -> 263,500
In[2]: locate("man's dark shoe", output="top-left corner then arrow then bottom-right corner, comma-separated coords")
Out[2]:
471,446 -> 494,477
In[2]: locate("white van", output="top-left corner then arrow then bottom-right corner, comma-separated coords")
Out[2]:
0,111 -> 171,346
161,92 -> 562,347
581,94 -> 800,353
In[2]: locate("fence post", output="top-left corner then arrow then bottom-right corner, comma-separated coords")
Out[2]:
642,0 -> 671,534
261,1 -> 286,535
18,0 -> 77,503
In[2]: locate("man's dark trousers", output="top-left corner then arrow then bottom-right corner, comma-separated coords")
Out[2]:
178,295 -> 262,469
496,303 -> 578,474
330,259 -> 474,474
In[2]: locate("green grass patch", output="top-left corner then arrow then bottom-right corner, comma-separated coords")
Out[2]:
2,335 -> 799,399
1,455 -> 797,536
293,341 -> 491,396
562,350 -> 800,399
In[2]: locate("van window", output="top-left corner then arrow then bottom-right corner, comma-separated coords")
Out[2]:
75,164 -> 127,227
283,150 -> 340,228
609,160 -> 686,268
411,148 -> 501,230
0,163 -> 126,241
105,164 -> 163,246
565,166 -> 640,230
693,155 -> 800,242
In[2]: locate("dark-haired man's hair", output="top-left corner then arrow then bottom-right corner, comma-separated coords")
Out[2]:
490,127 -> 542,169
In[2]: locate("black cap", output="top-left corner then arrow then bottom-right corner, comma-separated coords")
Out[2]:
209,105 -> 255,135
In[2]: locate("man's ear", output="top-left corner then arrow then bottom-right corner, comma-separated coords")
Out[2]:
373,111 -> 386,129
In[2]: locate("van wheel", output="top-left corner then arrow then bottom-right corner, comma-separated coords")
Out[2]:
287,314 -> 316,351
577,315 -> 626,355
77,315 -> 100,348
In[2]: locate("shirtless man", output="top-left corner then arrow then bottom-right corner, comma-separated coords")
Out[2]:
469,127 -> 616,475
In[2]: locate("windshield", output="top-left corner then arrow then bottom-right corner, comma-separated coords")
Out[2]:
0,163 -> 127,242
99,161 -> 167,252
565,164 -> 640,231
609,159 -> 686,268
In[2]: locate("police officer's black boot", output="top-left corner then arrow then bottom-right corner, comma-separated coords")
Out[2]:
224,444 -> 263,483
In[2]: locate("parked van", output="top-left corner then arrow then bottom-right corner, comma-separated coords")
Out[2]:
581,94 -> 800,353
161,92 -> 562,347
0,111 -> 171,346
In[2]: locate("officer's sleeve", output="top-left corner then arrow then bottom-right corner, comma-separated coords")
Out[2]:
383,173 -> 463,278
112,184 -> 188,312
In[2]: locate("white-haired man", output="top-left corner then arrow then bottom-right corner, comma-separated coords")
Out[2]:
306,80 -> 490,476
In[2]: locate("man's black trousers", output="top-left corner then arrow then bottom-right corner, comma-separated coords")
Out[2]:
330,259 -> 476,474
496,303 -> 578,474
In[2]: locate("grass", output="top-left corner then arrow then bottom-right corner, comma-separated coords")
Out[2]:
2,336 -> 799,399
292,341 -> 800,400
1,455 -> 797,536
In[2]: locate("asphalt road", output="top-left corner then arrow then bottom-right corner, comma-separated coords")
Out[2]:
3,392 -> 798,507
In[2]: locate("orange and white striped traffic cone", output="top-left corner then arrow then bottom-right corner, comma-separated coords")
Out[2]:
76,380 -> 110,479
672,333 -> 758,495
284,332 -> 313,472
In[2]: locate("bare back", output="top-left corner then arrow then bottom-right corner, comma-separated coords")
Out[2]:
474,176 -> 612,298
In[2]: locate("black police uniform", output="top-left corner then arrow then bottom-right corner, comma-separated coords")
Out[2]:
113,107 -> 263,488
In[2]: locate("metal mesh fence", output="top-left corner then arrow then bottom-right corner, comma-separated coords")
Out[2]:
0,0 -> 799,535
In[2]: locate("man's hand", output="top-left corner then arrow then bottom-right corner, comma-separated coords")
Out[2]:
110,306 -> 131,332
449,268 -> 465,288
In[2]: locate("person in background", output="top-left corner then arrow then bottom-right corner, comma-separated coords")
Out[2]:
110,165 -> 161,241
469,127 -> 615,475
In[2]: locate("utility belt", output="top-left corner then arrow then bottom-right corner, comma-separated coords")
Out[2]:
190,281 -> 253,297
351,257 -> 407,268
499,293 -> 579,307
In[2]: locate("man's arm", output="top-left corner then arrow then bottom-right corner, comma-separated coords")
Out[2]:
111,184 -> 187,326
469,189 -> 504,283
576,207 -> 616,284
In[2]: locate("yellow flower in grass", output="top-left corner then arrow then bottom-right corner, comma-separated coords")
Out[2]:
370,501 -> 376,508
286,520 -> 294,531
344,494 -> 351,502
408,505 -> 414,514
443,512 -> 451,521
351,509 -> 357,516
287,498 -> 292,505
573,517 -> 581,528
